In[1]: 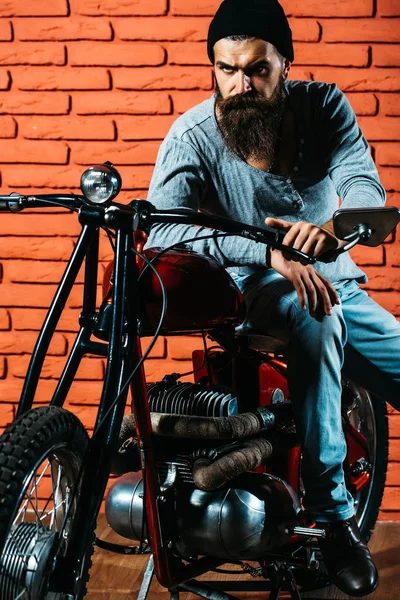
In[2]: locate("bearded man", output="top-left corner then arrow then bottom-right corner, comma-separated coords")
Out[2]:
145,0 -> 400,596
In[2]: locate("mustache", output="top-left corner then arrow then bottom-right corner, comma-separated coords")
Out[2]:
216,91 -> 272,112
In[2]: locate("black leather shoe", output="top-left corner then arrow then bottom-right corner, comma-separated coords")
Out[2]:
316,516 -> 379,597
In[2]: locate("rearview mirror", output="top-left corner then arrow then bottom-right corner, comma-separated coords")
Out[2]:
333,207 -> 400,247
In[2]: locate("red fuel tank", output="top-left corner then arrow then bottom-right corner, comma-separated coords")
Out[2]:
103,248 -> 245,334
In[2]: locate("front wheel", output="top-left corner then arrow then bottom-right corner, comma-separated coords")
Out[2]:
0,406 -> 90,600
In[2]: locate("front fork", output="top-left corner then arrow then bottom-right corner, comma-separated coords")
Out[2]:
44,232 -> 135,596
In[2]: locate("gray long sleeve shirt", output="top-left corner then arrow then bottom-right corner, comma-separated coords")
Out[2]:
146,80 -> 385,283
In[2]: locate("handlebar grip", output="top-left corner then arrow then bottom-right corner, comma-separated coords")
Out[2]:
0,193 -> 83,212
0,199 -> 20,212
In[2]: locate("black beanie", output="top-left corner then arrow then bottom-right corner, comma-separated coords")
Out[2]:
207,0 -> 294,64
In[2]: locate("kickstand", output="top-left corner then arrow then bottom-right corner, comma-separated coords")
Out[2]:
137,554 -> 155,600
268,563 -> 302,600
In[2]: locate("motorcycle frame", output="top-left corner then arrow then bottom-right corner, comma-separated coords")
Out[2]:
14,203 -> 224,592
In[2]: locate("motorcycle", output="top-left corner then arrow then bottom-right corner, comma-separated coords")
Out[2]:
0,163 -> 399,600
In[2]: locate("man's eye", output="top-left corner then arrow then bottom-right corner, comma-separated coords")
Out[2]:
254,66 -> 268,75
221,66 -> 234,73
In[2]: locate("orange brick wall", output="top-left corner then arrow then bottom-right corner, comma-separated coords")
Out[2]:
0,0 -> 399,519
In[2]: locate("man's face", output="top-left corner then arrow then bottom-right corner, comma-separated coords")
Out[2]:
213,38 -> 288,100
213,38 -> 289,162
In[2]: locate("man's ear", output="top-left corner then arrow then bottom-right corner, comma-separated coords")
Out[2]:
282,59 -> 291,80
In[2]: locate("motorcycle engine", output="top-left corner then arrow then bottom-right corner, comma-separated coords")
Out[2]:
105,380 -> 301,561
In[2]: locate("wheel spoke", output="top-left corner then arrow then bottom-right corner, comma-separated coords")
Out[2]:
14,461 -> 51,526
50,461 -> 63,531
14,497 -> 30,526
34,472 -> 40,537
40,464 -> 59,525
14,587 -> 27,600
41,499 -> 67,525
22,491 -> 43,527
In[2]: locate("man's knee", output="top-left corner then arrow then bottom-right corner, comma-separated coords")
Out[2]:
291,300 -> 346,343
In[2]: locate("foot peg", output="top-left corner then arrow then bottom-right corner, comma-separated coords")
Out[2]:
289,525 -> 327,539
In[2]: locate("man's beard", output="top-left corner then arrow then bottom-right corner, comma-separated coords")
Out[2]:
215,78 -> 286,163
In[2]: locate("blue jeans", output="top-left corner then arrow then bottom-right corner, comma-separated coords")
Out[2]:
232,271 -> 400,522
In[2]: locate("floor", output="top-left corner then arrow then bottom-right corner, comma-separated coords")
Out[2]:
86,517 -> 400,600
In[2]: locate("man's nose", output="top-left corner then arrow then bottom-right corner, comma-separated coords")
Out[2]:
233,71 -> 252,95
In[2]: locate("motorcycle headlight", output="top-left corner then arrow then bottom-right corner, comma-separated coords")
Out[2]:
80,163 -> 122,204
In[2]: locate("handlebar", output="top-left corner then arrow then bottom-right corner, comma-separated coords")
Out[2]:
2,191 -> 395,265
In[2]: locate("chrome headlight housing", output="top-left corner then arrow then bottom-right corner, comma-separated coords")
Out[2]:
80,163 -> 122,204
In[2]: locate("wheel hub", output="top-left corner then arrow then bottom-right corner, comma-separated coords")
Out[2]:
0,522 -> 57,600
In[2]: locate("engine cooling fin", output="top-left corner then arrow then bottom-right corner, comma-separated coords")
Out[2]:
147,381 -> 238,417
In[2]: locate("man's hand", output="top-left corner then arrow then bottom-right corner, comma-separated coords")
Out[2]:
270,248 -> 340,317
265,217 -> 341,259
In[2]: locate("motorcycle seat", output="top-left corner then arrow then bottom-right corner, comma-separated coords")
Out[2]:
236,327 -> 289,354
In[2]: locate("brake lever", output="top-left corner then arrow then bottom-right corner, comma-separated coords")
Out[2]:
276,245 -> 317,265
